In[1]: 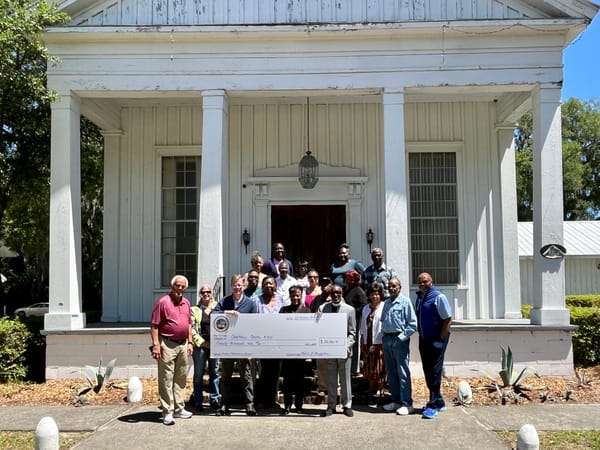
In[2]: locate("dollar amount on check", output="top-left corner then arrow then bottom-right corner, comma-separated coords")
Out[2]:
210,313 -> 348,359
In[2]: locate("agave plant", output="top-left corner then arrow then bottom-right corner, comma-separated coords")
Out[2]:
478,346 -> 543,404
78,358 -> 117,395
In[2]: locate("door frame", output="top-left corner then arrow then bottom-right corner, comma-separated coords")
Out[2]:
247,177 -> 367,267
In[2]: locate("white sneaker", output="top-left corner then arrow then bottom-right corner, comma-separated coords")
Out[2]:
383,402 -> 401,411
396,406 -> 415,416
162,413 -> 175,425
173,408 -> 193,419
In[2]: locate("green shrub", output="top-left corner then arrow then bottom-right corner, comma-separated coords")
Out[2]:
521,304 -> 532,318
570,307 -> 600,366
566,295 -> 600,308
0,317 -> 33,381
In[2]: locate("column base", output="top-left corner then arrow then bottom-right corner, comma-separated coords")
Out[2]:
44,313 -> 86,331
530,308 -> 570,326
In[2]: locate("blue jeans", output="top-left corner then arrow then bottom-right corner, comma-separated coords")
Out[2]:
382,334 -> 413,407
419,334 -> 449,409
192,346 -> 220,405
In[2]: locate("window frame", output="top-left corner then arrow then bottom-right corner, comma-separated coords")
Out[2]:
155,145 -> 202,289
406,142 -> 464,285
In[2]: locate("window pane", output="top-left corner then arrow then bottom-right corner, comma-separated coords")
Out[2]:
409,152 -> 458,284
161,156 -> 201,287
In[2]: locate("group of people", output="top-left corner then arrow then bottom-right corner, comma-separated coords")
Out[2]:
149,243 -> 452,425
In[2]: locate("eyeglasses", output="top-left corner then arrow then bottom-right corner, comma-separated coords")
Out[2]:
200,291 -> 211,295
418,280 -> 430,285
248,275 -> 259,279
174,284 -> 186,289
308,276 -> 319,279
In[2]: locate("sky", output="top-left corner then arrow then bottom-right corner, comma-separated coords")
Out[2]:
562,11 -> 600,101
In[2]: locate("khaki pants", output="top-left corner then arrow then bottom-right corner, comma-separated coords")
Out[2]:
158,338 -> 188,414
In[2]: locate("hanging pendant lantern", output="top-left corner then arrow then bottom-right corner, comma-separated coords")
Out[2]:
299,150 -> 319,189
298,97 -> 319,189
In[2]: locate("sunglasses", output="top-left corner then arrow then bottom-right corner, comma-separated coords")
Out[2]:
200,291 -> 211,295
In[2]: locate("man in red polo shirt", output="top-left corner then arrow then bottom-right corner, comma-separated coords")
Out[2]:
150,275 -> 194,425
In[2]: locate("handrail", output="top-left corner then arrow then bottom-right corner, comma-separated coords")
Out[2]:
213,275 -> 226,300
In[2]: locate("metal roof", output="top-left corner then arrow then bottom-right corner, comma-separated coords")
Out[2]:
518,221 -> 600,258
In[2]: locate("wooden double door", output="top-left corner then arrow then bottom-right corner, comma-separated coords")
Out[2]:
270,205 -> 346,279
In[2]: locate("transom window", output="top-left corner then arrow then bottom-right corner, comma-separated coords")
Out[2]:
409,152 -> 458,284
161,156 -> 201,287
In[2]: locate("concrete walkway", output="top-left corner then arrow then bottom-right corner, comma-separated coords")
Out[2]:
2,403 -> 599,449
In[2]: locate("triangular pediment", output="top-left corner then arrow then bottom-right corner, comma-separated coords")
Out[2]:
59,0 -> 598,28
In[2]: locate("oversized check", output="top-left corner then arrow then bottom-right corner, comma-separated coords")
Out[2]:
210,313 -> 348,359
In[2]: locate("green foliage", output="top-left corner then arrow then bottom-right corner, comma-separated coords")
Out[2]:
515,98 -> 600,220
570,307 -> 600,366
0,317 -> 32,381
0,2 -> 104,310
0,1 -> 69,308
79,358 -> 117,395
566,295 -> 600,308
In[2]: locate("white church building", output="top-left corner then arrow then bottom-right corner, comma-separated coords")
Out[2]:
42,0 -> 598,379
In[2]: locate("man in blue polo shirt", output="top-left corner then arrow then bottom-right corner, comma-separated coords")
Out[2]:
415,272 -> 452,419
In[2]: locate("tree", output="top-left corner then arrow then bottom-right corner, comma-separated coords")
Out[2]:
515,98 -> 600,220
0,1 -> 68,310
1,2 -> 104,314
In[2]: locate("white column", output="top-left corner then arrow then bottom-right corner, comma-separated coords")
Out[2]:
497,126 -> 522,319
382,89 -> 410,290
530,85 -> 569,326
101,131 -> 122,322
46,93 -> 85,330
197,90 -> 228,289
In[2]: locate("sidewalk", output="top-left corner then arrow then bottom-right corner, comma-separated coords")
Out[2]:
1,403 -> 598,449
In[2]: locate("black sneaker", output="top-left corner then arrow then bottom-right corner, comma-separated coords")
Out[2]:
343,407 -> 354,417
217,405 -> 230,416
210,401 -> 221,410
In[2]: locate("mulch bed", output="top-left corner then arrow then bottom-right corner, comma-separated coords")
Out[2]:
1,366 -> 598,407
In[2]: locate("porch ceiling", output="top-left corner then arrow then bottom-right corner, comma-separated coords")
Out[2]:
78,84 -> 535,130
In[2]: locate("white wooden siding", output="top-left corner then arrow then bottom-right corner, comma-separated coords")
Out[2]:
104,97 -> 511,321
67,0 -> 547,26
520,258 -> 600,303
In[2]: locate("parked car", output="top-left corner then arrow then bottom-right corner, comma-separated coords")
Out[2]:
14,302 -> 49,318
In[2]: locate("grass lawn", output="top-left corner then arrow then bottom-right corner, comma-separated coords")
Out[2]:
0,431 -> 90,449
497,430 -> 600,449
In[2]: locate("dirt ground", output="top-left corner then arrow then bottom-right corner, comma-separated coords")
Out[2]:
1,366 -> 599,407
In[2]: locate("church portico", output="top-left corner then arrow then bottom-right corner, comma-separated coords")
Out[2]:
41,0 -> 597,378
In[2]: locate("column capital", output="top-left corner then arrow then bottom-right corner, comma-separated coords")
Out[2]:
202,90 -> 228,111
533,84 -> 562,103
382,88 -> 405,105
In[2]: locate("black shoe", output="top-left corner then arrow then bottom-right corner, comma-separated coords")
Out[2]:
210,401 -> 220,410
343,407 -> 354,417
195,403 -> 204,412
321,408 -> 334,417
246,404 -> 257,416
295,407 -> 304,414
280,407 -> 290,416
217,405 -> 230,416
